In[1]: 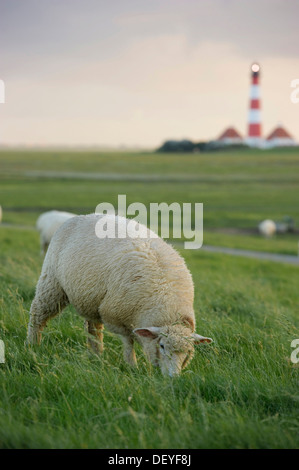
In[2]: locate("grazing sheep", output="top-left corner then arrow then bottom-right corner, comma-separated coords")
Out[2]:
36,210 -> 76,254
27,214 -> 213,376
258,219 -> 276,238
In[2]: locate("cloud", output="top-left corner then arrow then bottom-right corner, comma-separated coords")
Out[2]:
2,0 -> 299,63
1,0 -> 298,146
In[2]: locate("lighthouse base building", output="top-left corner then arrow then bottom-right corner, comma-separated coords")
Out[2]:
217,127 -> 243,145
215,125 -> 297,149
264,126 -> 297,148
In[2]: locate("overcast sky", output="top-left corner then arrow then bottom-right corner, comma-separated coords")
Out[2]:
1,0 -> 299,147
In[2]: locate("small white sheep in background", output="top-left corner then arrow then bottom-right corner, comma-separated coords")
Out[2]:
258,219 -> 276,238
36,210 -> 76,254
0,205 -> 2,223
27,214 -> 213,377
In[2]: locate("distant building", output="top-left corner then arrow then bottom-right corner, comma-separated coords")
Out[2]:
265,126 -> 297,148
217,127 -> 243,145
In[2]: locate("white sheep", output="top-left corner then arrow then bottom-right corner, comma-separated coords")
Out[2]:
36,210 -> 76,254
27,214 -> 213,376
258,219 -> 276,238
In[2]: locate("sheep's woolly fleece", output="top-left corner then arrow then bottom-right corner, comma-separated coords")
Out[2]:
36,210 -> 76,252
28,214 -> 213,375
38,214 -> 195,331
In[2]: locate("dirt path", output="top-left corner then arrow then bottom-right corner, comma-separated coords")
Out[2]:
3,169 -> 297,184
199,244 -> 299,266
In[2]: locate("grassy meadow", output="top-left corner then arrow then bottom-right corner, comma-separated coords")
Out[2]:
1,147 -> 299,254
0,148 -> 299,448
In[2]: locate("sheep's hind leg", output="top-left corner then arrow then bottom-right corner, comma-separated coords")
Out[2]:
85,321 -> 104,354
27,274 -> 69,345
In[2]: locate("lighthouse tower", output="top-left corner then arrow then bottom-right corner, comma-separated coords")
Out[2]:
247,63 -> 262,147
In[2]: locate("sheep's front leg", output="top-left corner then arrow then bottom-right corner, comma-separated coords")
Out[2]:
121,335 -> 137,367
85,321 -> 104,354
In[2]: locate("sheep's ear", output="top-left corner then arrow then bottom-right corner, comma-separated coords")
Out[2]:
133,327 -> 161,339
192,333 -> 213,344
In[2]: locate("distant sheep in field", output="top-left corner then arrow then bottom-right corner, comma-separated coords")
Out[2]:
0,205 -> 2,223
36,210 -> 76,255
258,219 -> 276,238
27,214 -> 213,377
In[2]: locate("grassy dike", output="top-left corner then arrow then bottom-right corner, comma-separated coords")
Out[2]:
0,148 -> 298,448
0,226 -> 298,448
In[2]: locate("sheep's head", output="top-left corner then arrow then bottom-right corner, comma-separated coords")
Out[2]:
133,324 -> 213,377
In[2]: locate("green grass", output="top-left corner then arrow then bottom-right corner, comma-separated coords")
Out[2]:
1,148 -> 299,255
203,231 -> 299,256
1,147 -> 299,178
0,227 -> 298,449
0,148 -> 299,448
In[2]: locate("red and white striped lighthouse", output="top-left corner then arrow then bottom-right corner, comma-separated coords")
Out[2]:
247,63 -> 262,146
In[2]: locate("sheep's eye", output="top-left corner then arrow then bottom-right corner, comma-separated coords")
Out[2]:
160,343 -> 165,350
